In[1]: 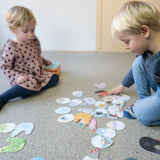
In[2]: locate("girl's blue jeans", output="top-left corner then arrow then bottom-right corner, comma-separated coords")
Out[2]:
132,56 -> 160,126
0,74 -> 59,103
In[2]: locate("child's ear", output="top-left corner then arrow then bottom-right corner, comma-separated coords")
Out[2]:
140,25 -> 151,38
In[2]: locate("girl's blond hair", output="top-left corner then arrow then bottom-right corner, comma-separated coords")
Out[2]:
111,1 -> 160,40
6,6 -> 36,30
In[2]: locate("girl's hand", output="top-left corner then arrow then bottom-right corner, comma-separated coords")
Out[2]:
45,60 -> 52,66
109,84 -> 125,95
16,76 -> 27,84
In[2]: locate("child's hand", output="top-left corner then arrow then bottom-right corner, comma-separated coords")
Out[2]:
45,60 -> 52,66
16,76 -> 27,84
109,84 -> 125,95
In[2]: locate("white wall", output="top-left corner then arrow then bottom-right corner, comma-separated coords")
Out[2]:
0,0 -> 97,51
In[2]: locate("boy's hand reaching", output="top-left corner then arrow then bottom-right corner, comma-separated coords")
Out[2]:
16,75 -> 27,84
109,84 -> 125,95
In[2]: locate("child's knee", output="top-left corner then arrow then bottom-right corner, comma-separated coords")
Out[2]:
137,116 -> 152,126
133,100 -> 160,126
133,100 -> 150,125
134,109 -> 151,126
50,74 -> 59,86
54,74 -> 59,83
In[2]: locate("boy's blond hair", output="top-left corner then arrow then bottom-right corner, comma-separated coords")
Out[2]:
6,6 -> 36,31
111,1 -> 160,40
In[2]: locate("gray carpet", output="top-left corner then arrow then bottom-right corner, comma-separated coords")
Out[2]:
0,52 -> 159,160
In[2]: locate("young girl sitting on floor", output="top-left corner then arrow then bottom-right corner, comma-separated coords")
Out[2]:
0,6 -> 59,110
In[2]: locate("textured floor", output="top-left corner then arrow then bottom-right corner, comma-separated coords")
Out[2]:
0,52 -> 160,160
